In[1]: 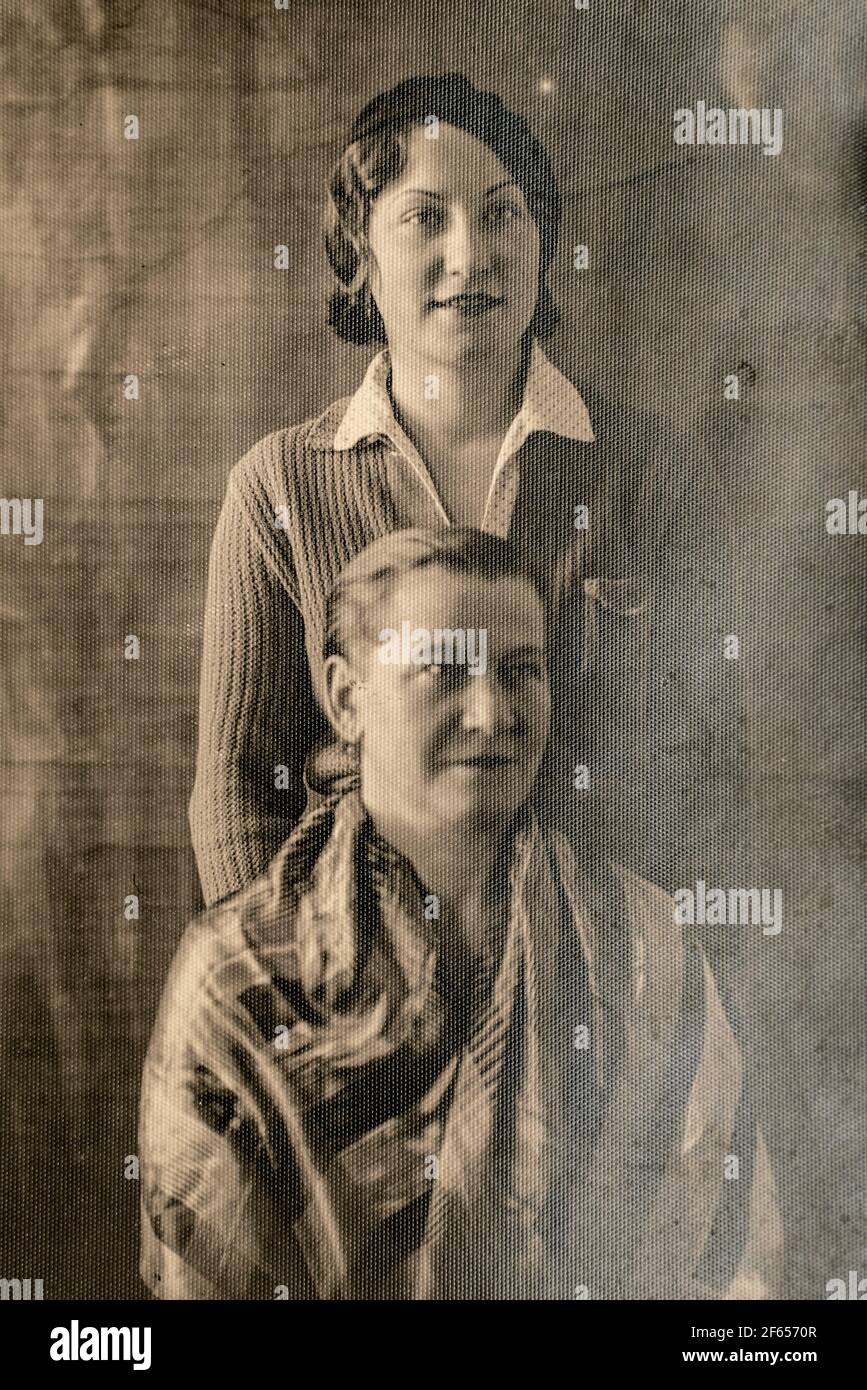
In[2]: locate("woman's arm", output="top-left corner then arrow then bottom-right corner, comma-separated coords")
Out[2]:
189,453 -> 324,907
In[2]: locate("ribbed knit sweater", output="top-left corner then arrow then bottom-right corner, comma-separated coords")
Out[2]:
189,385 -> 743,908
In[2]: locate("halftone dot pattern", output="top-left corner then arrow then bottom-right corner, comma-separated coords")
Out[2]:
0,0 -> 862,1305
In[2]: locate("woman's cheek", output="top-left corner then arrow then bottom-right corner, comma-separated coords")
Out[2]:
531,683 -> 553,746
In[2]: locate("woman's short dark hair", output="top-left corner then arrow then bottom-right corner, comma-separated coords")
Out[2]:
324,72 -> 562,346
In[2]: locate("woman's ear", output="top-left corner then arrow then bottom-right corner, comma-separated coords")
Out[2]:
322,652 -> 365,745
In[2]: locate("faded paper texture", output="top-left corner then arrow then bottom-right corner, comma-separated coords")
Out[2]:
0,0 -> 864,1299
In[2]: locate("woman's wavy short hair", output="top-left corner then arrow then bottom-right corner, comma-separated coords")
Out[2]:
323,526 -> 549,668
324,72 -> 562,346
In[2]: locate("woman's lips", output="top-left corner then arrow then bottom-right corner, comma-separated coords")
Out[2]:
431,294 -> 504,317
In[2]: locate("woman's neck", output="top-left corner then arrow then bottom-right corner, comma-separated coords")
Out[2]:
386,335 -> 531,447
371,813 -> 504,957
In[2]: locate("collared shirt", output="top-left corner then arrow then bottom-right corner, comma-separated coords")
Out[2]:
331,338 -> 595,536
190,341 -> 745,910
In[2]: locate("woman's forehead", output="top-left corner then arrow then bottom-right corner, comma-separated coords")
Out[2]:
389,122 -> 517,194
383,565 -> 545,632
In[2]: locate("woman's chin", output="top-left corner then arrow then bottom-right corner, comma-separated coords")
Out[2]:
422,319 -> 513,364
429,771 -> 532,824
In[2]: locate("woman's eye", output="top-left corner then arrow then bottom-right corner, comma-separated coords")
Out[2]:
488,203 -> 523,227
417,662 -> 462,690
403,206 -> 437,227
402,204 -> 522,230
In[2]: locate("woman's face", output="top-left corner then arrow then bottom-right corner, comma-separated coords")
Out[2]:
338,564 -> 551,838
365,122 -> 541,366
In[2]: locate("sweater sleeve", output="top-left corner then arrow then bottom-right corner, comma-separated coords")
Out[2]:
189,441 -> 324,907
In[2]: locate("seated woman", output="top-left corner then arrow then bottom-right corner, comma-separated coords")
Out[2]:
139,528 -> 780,1301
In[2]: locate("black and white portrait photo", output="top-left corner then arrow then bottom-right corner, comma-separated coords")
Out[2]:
0,0 -> 863,1357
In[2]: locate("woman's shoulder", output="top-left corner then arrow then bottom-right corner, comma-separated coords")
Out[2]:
611,861 -> 676,920
227,396 -> 355,496
577,384 -> 730,524
548,829 -> 682,946
150,812 -> 336,1058
204,797 -> 349,966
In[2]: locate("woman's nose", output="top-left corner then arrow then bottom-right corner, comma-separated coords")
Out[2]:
460,675 -> 515,735
441,208 -> 491,279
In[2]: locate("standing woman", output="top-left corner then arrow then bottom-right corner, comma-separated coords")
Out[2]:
189,71 -> 741,910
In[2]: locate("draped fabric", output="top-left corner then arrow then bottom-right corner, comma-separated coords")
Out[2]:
139,790 -> 781,1300
2,0 -> 861,1302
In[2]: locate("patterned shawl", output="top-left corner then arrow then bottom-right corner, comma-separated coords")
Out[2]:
139,790 -> 780,1300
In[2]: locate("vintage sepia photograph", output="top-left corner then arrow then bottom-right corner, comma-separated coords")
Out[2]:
0,0 -> 864,1341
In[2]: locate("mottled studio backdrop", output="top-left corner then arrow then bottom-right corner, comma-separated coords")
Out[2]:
0,0 -> 863,1298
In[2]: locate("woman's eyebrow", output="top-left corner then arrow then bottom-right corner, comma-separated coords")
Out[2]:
483,180 -> 520,197
393,180 -> 520,200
